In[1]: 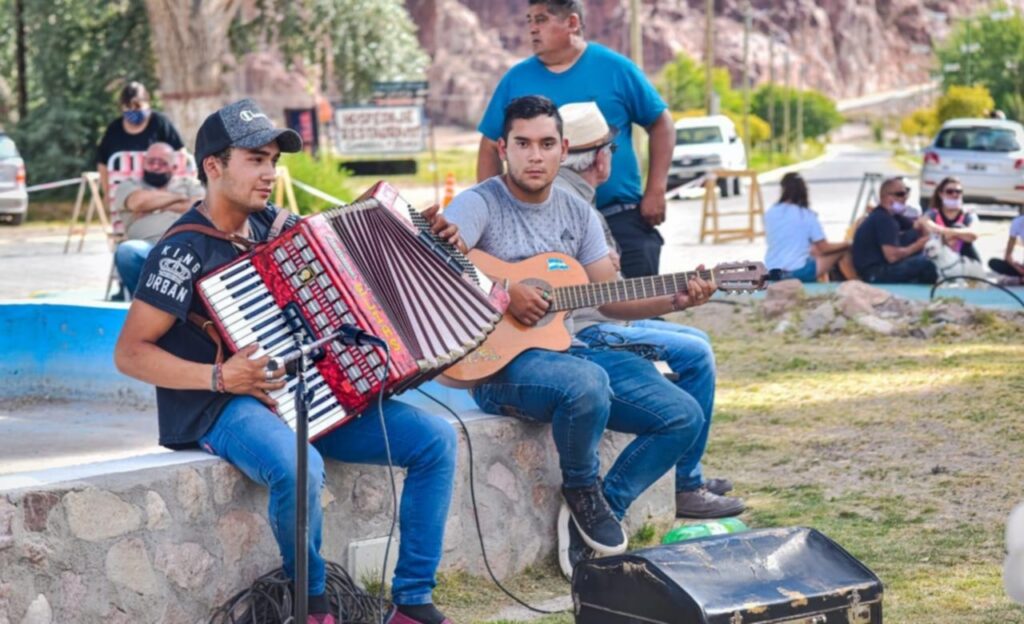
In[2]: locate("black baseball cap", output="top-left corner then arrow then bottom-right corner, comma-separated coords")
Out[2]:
194,98 -> 302,168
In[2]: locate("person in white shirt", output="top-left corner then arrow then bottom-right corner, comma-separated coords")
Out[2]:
764,173 -> 850,282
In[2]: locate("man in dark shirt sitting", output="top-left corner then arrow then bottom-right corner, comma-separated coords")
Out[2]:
852,177 -> 938,284
114,99 -> 460,624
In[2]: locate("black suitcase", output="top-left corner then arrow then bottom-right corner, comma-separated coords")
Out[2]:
572,527 -> 882,623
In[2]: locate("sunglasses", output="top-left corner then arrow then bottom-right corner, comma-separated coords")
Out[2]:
889,190 -> 908,198
943,188 -> 963,196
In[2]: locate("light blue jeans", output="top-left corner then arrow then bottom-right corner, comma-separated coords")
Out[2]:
198,396 -> 456,606
471,346 -> 705,519
577,319 -> 716,492
114,239 -> 155,295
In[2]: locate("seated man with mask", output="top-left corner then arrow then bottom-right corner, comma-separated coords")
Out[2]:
112,142 -> 205,296
851,176 -> 937,284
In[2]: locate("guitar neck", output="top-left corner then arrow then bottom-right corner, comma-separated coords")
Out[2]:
550,270 -> 714,312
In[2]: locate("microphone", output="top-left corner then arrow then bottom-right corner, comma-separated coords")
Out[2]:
336,324 -> 388,348
266,325 -> 387,373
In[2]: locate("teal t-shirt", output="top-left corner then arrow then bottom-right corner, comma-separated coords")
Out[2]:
477,43 -> 666,210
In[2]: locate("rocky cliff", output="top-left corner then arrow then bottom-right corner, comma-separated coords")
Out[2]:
406,0 -> 987,126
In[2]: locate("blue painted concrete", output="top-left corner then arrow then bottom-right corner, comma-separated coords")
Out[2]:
736,282 -> 1024,310
0,301 -> 478,413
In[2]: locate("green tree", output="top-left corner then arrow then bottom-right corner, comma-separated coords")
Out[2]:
6,0 -> 157,188
936,5 -> 1024,120
658,52 -> 742,114
752,85 -> 843,142
231,0 -> 428,104
936,85 -> 995,123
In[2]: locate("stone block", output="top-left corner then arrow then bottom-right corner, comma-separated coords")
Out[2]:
18,595 -> 50,624
105,538 -> 158,595
63,490 -> 140,542
154,542 -> 214,590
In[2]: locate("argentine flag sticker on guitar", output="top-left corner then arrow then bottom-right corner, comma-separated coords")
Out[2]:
547,257 -> 570,272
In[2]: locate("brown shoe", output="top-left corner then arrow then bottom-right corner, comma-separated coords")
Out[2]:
675,487 -> 745,519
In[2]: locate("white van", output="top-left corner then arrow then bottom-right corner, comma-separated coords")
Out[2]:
668,115 -> 748,197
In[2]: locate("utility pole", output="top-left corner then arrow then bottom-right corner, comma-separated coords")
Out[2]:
742,0 -> 751,157
783,48 -> 791,155
768,37 -> 776,162
796,73 -> 804,157
705,0 -> 715,114
15,0 -> 27,121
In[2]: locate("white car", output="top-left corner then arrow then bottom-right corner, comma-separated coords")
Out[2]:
920,118 -> 1024,210
668,115 -> 747,197
0,133 -> 27,225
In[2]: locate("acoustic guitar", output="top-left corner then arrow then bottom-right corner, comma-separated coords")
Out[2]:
441,250 -> 766,387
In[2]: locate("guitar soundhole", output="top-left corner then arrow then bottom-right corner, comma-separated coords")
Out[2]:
521,277 -> 557,328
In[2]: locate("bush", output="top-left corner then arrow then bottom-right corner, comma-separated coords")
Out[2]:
900,107 -> 940,139
279,152 -> 355,214
936,85 -> 996,123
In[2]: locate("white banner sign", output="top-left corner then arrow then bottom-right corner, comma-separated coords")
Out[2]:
333,106 -> 425,154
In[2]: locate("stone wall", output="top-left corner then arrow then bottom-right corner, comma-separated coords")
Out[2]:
0,414 -> 673,624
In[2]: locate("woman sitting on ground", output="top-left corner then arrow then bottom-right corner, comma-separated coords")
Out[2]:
989,214 -> 1024,286
764,172 -> 851,282
924,177 -> 980,261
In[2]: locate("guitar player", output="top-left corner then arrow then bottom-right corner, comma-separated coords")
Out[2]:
444,96 -> 732,579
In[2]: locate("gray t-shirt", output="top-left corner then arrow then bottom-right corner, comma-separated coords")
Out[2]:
445,176 -> 609,265
445,176 -> 610,338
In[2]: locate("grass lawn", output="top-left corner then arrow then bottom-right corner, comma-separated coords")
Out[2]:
435,301 -> 1024,623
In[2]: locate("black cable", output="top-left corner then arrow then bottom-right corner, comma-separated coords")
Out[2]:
929,276 -> 1024,309
415,388 -> 569,616
208,562 -> 381,623
375,346 -> 398,624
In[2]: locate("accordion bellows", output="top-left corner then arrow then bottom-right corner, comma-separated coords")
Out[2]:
197,182 -> 506,439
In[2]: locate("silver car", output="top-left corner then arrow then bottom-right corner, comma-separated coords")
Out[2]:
0,133 -> 27,225
920,119 -> 1024,210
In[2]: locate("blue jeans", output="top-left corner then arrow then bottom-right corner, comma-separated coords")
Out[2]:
864,253 -> 938,284
198,396 -> 456,606
577,319 -> 715,492
471,347 -> 704,519
115,239 -> 154,295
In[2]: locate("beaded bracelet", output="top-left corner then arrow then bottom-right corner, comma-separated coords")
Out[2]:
215,364 -> 227,393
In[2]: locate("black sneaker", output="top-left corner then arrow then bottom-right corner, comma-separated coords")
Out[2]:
557,502 -> 595,580
561,480 -> 627,555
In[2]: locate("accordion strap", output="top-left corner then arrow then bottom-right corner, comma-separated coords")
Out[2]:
160,223 -> 254,251
188,311 -> 225,364
268,209 -> 291,240
157,224 -> 250,365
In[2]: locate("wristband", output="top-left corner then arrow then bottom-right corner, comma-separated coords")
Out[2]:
210,364 -> 219,392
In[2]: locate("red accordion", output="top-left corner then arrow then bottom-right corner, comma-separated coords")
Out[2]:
197,182 -> 507,439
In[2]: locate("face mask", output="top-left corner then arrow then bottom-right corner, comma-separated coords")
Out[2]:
891,201 -> 907,215
143,170 -> 172,188
124,109 -> 148,125
942,197 -> 963,210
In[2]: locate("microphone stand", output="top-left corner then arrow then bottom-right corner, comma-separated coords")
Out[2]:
293,330 -> 311,624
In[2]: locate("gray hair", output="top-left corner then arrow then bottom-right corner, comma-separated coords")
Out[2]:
562,144 -> 610,173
